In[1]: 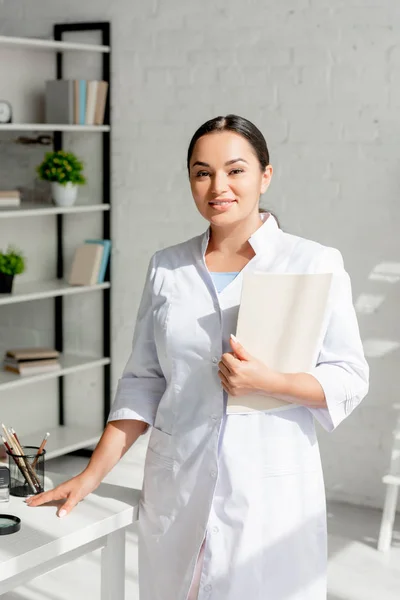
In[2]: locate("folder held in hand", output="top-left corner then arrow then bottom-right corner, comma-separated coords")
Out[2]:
227,272 -> 333,414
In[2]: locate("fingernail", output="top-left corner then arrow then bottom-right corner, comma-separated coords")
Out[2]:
58,509 -> 67,518
231,334 -> 238,342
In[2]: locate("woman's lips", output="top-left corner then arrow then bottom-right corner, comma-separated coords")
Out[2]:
208,200 -> 237,211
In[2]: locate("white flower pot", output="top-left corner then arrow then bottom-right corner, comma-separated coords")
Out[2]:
51,182 -> 78,207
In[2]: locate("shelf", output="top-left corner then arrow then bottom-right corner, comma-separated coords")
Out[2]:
0,280 -> 110,306
0,124 -> 110,132
0,354 -> 110,392
22,425 -> 102,460
0,202 -> 110,219
0,34 -> 110,53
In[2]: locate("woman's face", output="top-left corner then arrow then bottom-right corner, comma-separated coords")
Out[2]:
189,131 -> 272,227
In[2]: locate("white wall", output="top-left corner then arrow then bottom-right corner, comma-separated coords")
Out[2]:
0,0 -> 399,511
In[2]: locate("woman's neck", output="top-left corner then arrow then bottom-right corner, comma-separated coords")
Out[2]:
207,212 -> 265,257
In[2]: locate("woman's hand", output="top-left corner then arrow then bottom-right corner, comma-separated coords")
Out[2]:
25,471 -> 100,518
218,335 -> 280,397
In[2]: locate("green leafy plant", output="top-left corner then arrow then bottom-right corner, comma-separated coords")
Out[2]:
0,246 -> 25,276
36,150 -> 86,186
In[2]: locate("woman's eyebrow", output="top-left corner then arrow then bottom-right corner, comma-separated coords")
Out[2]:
191,158 -> 248,168
192,161 -> 210,168
225,158 -> 248,166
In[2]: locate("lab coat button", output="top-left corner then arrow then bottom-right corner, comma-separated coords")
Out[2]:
211,414 -> 218,421
210,470 -> 217,478
204,584 -> 212,592
212,526 -> 219,533
212,356 -> 218,364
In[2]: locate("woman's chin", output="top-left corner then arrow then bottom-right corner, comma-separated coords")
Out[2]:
205,206 -> 241,225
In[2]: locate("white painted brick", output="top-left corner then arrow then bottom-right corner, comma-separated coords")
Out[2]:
292,44 -> 333,67
0,0 -> 398,517
331,65 -> 389,106
388,71 -> 400,106
276,66 -> 330,106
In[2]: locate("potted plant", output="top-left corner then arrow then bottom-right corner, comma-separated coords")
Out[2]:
36,150 -> 86,207
0,246 -> 25,293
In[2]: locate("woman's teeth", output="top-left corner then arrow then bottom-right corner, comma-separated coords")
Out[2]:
210,201 -> 235,205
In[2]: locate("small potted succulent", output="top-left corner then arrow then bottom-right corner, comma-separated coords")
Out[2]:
36,150 -> 86,207
0,246 -> 25,293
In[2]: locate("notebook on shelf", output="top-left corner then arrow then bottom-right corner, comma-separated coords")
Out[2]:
68,243 -> 104,286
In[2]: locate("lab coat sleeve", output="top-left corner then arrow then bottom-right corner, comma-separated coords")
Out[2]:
108,253 -> 166,426
307,247 -> 369,432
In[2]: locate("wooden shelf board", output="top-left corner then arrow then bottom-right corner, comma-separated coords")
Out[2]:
0,354 -> 110,392
22,425 -> 103,460
0,280 -> 110,306
0,34 -> 110,53
0,202 -> 110,219
0,124 -> 110,132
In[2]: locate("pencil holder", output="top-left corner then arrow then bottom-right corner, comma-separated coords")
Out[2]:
7,445 -> 45,497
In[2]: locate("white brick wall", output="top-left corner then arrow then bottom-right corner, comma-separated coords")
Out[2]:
0,0 -> 399,512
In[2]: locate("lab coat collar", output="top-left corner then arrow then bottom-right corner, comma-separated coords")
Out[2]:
200,212 -> 281,258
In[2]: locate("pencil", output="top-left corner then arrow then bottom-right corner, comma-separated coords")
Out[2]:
32,432 -> 50,469
1,424 -> 37,494
10,427 -> 42,492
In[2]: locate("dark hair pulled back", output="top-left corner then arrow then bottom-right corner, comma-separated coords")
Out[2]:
187,114 -> 270,173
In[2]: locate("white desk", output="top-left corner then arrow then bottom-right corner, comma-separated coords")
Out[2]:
0,474 -> 140,598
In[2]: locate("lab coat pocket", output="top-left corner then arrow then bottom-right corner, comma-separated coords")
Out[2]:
142,428 -> 176,519
147,426 -> 175,467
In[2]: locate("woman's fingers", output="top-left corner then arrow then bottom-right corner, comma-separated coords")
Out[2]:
220,352 -> 238,373
56,494 -> 81,518
218,370 -> 231,394
218,361 -> 231,379
26,484 -> 68,507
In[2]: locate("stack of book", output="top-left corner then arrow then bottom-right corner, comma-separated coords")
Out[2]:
3,348 -> 61,376
0,190 -> 21,208
45,79 -> 109,126
68,239 -> 111,286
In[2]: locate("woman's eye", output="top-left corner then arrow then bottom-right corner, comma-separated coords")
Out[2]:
196,171 -> 209,178
229,169 -> 244,175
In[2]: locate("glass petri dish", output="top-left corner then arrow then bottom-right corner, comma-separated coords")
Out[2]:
0,514 -> 21,535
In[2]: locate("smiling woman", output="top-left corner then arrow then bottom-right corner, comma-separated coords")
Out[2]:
187,115 -> 272,231
28,114 -> 369,600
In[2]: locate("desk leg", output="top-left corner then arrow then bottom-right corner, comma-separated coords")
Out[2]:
101,529 -> 126,600
378,484 -> 399,552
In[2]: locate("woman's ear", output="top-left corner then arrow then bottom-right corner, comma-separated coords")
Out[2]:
260,164 -> 273,195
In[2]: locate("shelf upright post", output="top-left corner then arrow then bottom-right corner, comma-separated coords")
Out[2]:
53,24 -> 65,428
53,22 -> 112,436
101,22 -> 112,426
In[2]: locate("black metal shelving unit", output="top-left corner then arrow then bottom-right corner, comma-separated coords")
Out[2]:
53,21 -> 112,443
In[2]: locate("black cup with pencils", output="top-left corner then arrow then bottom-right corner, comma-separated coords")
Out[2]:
2,425 -> 49,497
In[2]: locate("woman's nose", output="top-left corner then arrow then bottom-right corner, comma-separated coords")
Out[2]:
211,173 -> 228,196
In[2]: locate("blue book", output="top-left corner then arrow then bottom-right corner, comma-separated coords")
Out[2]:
79,80 -> 87,125
85,239 -> 111,283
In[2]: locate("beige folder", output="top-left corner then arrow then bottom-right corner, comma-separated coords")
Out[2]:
227,272 -> 333,413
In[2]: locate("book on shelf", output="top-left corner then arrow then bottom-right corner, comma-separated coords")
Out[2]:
85,239 -> 111,283
0,190 -> 21,207
78,79 -> 87,125
45,80 -> 74,124
5,348 -> 60,360
3,347 -> 61,376
68,243 -> 104,286
94,81 -> 109,125
46,79 -> 109,126
85,81 -> 99,126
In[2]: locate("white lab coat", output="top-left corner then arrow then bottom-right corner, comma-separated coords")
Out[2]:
108,214 -> 369,600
